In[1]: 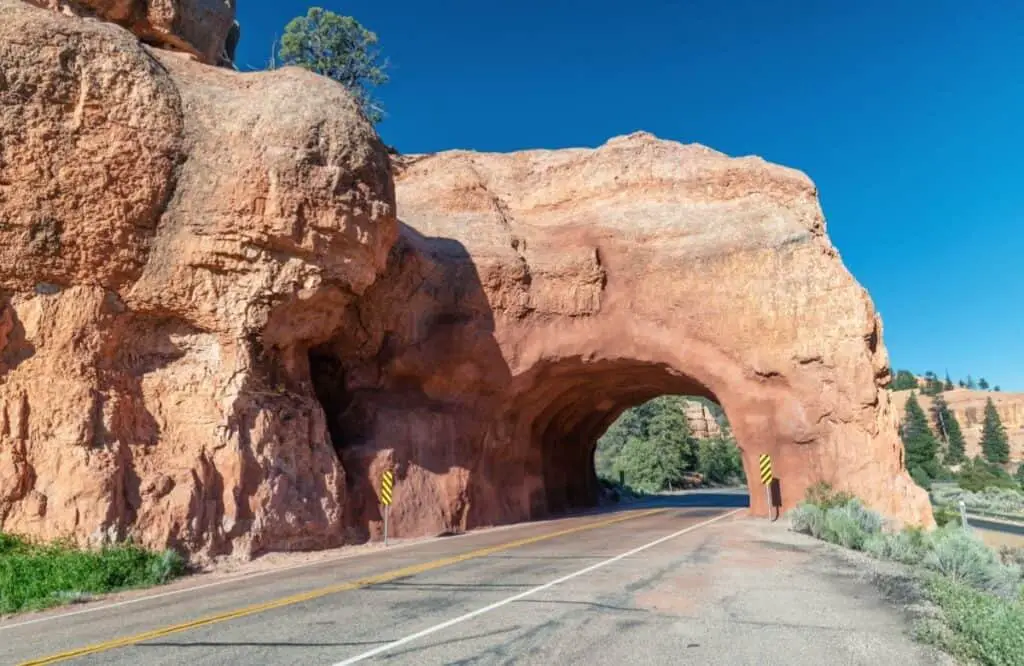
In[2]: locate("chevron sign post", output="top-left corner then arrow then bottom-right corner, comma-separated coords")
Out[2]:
759,454 -> 774,521
381,469 -> 394,546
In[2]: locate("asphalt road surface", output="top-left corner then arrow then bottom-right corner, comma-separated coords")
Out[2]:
967,514 -> 1024,536
2,494 -> 945,666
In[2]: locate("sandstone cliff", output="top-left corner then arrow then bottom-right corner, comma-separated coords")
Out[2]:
0,0 -> 932,561
682,399 -> 724,440
1,0 -> 395,558
891,389 -> 1024,463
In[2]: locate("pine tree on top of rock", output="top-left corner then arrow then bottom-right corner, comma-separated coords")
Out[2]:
978,377 -> 990,390
943,372 -> 955,391
900,391 -> 942,487
980,398 -> 1010,464
967,375 -> 977,389
276,8 -> 389,123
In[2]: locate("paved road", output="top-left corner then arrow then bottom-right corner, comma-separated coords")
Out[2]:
966,514 -> 1024,536
2,495 -> 944,666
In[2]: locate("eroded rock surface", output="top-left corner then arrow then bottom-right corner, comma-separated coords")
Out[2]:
0,0 -> 931,560
334,136 -> 933,534
0,0 -> 395,560
682,400 -> 724,440
25,0 -> 235,64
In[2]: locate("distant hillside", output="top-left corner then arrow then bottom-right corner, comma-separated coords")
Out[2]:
891,388 -> 1024,463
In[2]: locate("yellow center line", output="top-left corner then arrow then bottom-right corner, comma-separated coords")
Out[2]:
20,507 -> 667,666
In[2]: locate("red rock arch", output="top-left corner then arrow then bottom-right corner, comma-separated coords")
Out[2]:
0,2 -> 931,561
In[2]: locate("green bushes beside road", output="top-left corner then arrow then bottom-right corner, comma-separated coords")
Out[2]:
0,532 -> 185,615
789,483 -> 1024,666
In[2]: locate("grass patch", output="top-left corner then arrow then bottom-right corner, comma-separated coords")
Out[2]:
0,533 -> 186,615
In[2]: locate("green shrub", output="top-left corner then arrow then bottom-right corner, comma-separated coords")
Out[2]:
999,546 -> 1024,569
958,458 -> 1020,493
0,534 -> 187,614
923,576 -> 1024,666
820,500 -> 882,550
923,528 -> 1023,600
823,507 -> 869,549
932,484 -> 1024,518
788,503 -> 826,539
910,466 -> 933,490
866,527 -> 929,566
934,505 -> 963,527
804,482 -> 854,510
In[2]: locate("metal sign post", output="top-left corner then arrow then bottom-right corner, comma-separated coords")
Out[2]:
380,469 -> 394,546
759,454 -> 774,522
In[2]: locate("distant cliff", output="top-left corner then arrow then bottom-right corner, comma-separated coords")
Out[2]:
891,389 -> 1024,463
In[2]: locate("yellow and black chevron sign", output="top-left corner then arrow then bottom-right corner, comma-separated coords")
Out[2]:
758,454 -> 773,486
380,470 -> 394,506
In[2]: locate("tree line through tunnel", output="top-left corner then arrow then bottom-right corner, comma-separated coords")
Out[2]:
594,395 -> 747,496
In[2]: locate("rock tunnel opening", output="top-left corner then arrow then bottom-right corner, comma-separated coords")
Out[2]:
308,348 -> 356,458
513,358 -> 746,517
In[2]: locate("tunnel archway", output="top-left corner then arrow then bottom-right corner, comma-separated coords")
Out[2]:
496,357 -> 749,518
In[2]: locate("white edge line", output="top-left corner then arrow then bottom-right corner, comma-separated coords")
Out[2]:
0,505 -> 662,632
330,508 -> 745,666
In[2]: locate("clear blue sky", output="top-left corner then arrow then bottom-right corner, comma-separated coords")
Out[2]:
237,1 -> 1024,391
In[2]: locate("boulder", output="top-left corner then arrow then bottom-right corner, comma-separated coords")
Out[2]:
23,0 -> 236,65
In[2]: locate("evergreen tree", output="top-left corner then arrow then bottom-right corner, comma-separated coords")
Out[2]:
958,379 -> 967,388
277,8 -> 390,123
889,370 -> 919,391
921,371 -> 943,396
994,386 -> 1001,392
901,392 -> 941,486
932,394 -> 967,465
979,398 -> 1010,464
596,396 -> 697,488
943,372 -> 954,391
978,378 -> 990,390
1016,462 -> 1024,488
697,438 -> 745,485
967,375 -> 977,389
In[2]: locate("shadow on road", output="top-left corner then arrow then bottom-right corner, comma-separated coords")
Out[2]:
638,492 -> 751,509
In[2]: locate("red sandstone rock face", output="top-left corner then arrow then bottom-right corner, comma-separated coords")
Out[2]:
330,137 -> 934,535
0,0 -> 395,560
0,1 -> 932,561
24,0 -> 235,64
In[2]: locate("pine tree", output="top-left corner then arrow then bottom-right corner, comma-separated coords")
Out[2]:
978,378 -> 990,390
901,392 -> 941,486
967,375 -> 977,389
943,372 -> 954,391
979,398 -> 1010,464
889,370 -> 919,391
932,394 -> 966,465
958,379 -> 967,388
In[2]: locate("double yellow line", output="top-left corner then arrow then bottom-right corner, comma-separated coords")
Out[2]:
21,508 -> 665,665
